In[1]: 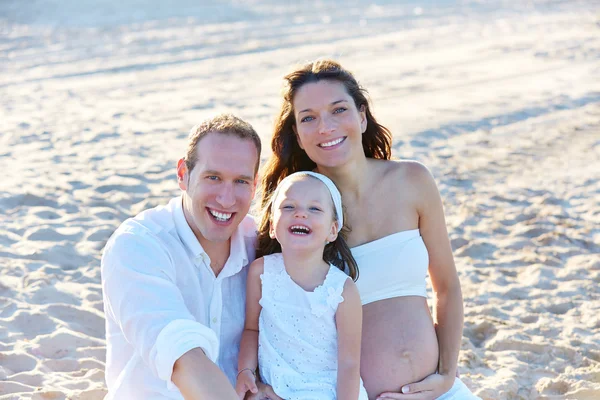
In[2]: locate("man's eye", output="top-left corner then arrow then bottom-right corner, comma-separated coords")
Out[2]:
207,176 -> 220,181
300,116 -> 315,123
236,179 -> 249,184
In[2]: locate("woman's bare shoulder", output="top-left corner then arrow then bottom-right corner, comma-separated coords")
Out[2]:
371,159 -> 434,187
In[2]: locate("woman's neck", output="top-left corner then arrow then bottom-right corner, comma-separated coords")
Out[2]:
316,155 -> 370,199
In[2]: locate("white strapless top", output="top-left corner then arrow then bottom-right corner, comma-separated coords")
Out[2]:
351,229 -> 429,305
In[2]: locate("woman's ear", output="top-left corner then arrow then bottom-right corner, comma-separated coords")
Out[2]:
269,220 -> 276,239
359,104 -> 367,133
292,124 -> 305,150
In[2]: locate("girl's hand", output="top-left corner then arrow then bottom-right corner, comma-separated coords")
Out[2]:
235,369 -> 258,400
376,373 -> 454,400
246,381 -> 283,400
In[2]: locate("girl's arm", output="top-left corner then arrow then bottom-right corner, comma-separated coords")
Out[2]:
336,279 -> 363,400
235,258 -> 264,399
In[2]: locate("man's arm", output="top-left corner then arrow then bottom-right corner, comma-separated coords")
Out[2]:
102,228 -> 234,397
173,348 -> 238,399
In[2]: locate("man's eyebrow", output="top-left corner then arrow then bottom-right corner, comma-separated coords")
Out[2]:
298,99 -> 348,114
239,174 -> 255,181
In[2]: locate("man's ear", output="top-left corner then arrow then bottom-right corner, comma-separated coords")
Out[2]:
292,124 -> 304,150
177,159 -> 189,191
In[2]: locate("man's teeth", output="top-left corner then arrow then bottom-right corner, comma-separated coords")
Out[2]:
319,137 -> 344,148
290,225 -> 310,234
210,210 -> 232,221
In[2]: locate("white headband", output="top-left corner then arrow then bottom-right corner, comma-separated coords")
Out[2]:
270,171 -> 343,230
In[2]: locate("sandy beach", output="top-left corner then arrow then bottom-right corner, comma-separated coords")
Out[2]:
1,0 -> 599,398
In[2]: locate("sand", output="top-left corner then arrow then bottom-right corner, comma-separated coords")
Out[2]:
1,0 -> 599,399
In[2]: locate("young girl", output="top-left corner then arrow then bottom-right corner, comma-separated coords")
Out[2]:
236,171 -> 368,400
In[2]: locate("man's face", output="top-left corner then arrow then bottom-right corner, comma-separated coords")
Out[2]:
178,132 -> 258,245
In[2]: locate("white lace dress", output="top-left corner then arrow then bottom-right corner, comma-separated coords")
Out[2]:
258,253 -> 368,400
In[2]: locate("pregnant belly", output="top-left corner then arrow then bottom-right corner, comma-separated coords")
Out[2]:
361,296 -> 439,399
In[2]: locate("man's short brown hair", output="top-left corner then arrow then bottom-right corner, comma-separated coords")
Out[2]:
185,114 -> 261,173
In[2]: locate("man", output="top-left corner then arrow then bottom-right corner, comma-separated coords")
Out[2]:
101,114 -> 280,399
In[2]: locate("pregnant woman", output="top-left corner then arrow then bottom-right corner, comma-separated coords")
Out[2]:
259,60 -> 479,399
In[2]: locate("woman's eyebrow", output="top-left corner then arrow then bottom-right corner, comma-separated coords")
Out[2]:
298,99 -> 348,114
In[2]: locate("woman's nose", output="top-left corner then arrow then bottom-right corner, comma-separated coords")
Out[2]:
318,116 -> 335,135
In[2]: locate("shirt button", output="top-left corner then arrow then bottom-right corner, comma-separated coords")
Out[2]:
212,318 -> 217,323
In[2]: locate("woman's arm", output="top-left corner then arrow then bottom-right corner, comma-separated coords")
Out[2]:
336,279 -> 363,400
417,164 -> 463,382
236,258 -> 264,399
379,163 -> 461,399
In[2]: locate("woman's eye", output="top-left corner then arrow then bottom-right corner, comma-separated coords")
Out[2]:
333,107 -> 347,114
300,115 -> 315,123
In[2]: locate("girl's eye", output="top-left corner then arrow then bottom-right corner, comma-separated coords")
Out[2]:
300,115 -> 315,123
309,207 -> 322,212
333,107 -> 347,114
282,205 -> 294,210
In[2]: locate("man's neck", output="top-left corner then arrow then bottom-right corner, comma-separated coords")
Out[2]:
199,236 -> 231,277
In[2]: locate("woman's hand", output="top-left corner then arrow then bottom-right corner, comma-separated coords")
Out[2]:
245,381 -> 283,400
376,373 -> 454,400
235,369 -> 258,399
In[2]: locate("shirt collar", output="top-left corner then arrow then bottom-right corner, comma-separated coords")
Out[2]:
172,196 -> 250,277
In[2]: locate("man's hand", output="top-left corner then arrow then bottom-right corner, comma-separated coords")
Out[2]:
376,373 -> 454,400
236,369 -> 258,399
245,381 -> 283,400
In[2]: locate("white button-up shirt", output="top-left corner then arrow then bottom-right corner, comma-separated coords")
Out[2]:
101,196 -> 256,399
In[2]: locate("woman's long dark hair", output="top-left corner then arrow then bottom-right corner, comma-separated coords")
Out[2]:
258,59 -> 392,212
256,60 -> 393,279
256,175 -> 359,280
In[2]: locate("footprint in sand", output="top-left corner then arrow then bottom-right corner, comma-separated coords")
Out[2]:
24,226 -> 83,242
0,351 -> 38,375
8,311 -> 58,339
45,305 -> 105,339
32,329 -> 104,359
464,319 -> 498,348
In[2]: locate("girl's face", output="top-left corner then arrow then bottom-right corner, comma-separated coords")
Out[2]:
292,80 -> 367,168
270,177 -> 338,253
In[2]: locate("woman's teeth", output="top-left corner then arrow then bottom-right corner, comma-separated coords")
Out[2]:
319,137 -> 344,148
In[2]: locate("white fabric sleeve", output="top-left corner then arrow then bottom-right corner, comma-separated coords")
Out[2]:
101,227 -> 219,387
152,319 -> 219,390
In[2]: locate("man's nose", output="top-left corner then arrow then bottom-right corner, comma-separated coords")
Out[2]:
216,183 -> 235,208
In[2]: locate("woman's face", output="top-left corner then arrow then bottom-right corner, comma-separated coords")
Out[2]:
292,80 -> 367,168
